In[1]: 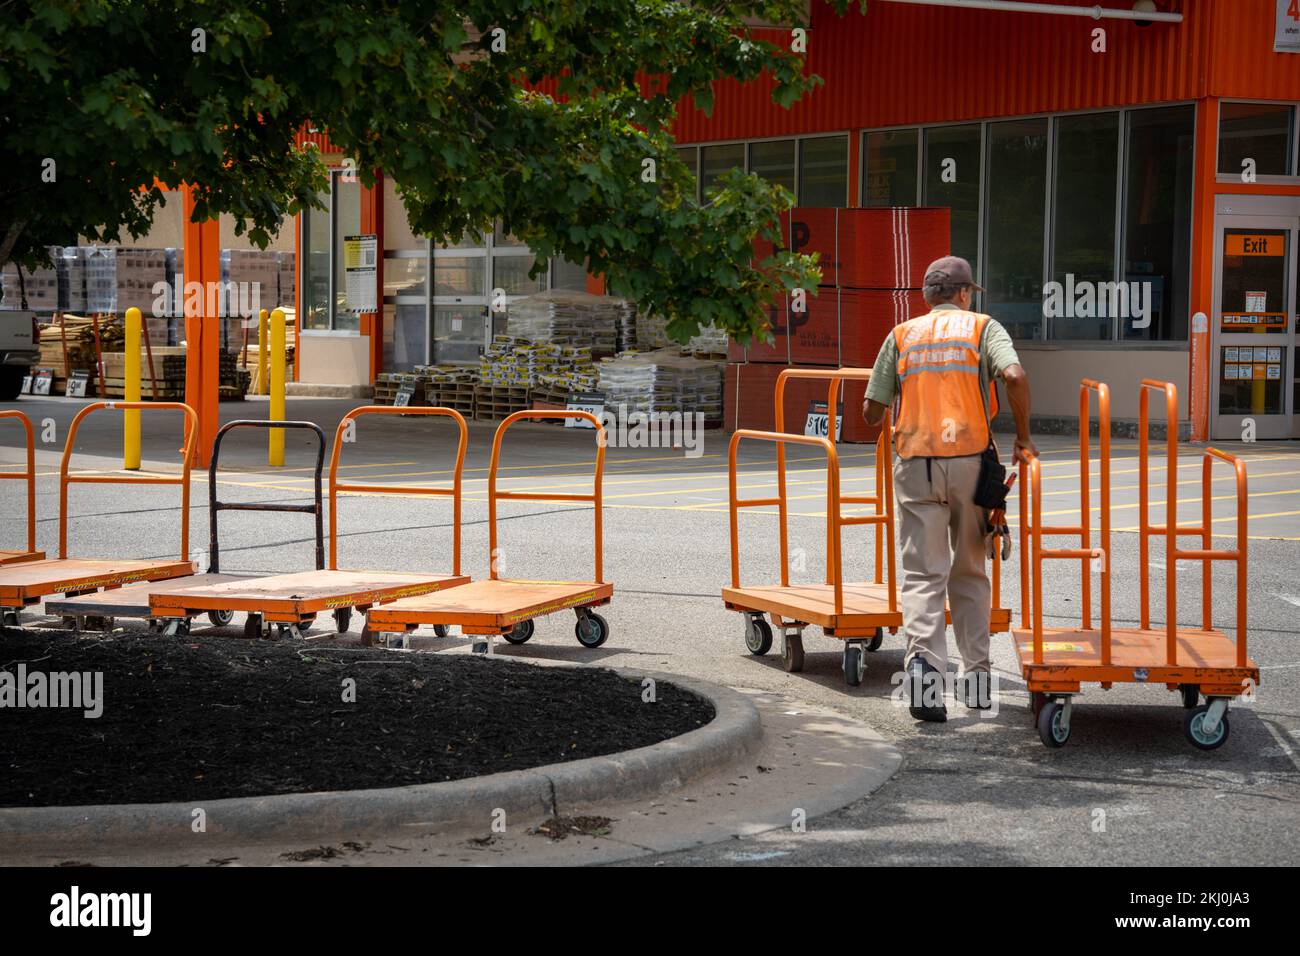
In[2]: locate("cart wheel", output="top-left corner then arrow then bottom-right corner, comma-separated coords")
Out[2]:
782,632 -> 805,673
1178,684 -> 1200,709
359,620 -> 375,647
1184,704 -> 1230,751
744,617 -> 773,656
276,623 -> 302,640
433,624 -> 450,638
0,610 -> 19,627
1037,700 -> 1070,748
333,607 -> 352,633
162,618 -> 191,638
866,628 -> 884,652
504,619 -> 534,645
575,612 -> 609,648
1030,691 -> 1049,722
244,613 -> 263,641
843,644 -> 865,687
207,609 -> 235,627
302,613 -> 317,626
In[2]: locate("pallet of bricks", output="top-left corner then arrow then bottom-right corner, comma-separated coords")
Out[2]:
726,206 -> 949,442
598,349 -> 724,428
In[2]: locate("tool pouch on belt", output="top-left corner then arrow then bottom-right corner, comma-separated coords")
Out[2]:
973,441 -> 1009,511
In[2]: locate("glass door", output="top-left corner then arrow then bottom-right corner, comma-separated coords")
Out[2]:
1212,218 -> 1297,441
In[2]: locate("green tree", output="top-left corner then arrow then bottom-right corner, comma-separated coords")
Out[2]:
2,1 -> 854,342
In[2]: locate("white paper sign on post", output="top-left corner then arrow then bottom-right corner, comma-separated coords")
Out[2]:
1277,0 -> 1300,53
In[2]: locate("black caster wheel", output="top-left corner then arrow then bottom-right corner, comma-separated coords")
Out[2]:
207,609 -> 235,627
866,628 -> 884,652
575,612 -> 609,648
162,618 -> 191,637
744,617 -> 773,656
433,624 -> 450,638
504,619 -> 534,644
1030,691 -> 1049,722
244,613 -> 264,640
275,623 -> 303,640
1179,684 -> 1200,709
333,607 -> 352,633
1185,703 -> 1230,751
782,632 -> 805,673
1037,699 -> 1070,748
301,613 -> 317,627
842,643 -> 865,687
0,610 -> 19,627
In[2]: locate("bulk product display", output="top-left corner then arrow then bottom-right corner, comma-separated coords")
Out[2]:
505,289 -> 621,355
597,349 -> 724,425
0,402 -> 200,627
366,409 -> 614,653
149,409 -> 473,639
635,312 -> 730,358
1014,380 -> 1259,750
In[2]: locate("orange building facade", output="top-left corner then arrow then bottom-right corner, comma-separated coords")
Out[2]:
293,0 -> 1300,441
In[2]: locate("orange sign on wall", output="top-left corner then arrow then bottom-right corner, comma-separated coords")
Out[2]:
1224,234 -> 1285,257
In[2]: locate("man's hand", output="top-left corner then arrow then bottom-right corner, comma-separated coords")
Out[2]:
1013,436 -> 1038,465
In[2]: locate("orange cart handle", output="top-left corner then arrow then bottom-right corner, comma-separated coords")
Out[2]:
327,405 -> 469,573
0,410 -> 37,554
728,428 -> 851,616
1194,448 -> 1249,667
487,409 -> 606,583
59,401 -> 198,561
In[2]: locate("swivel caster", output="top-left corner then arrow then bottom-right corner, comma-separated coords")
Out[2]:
504,619 -> 534,644
161,618 -> 192,638
575,611 -> 609,648
333,607 -> 352,633
744,615 -> 773,656
1178,684 -> 1200,709
866,627 -> 884,652
207,609 -> 235,627
1037,697 -> 1072,748
244,613 -> 265,641
433,624 -> 450,638
842,641 -> 867,687
781,629 -> 805,673
1185,700 -> 1230,751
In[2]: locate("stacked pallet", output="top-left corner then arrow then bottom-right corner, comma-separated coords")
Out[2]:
505,290 -> 620,356
473,383 -> 530,421
423,366 -> 478,416
373,371 -> 433,406
597,349 -> 724,424
96,349 -> 248,400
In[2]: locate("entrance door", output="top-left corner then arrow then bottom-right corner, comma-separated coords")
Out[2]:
1212,217 -> 1298,441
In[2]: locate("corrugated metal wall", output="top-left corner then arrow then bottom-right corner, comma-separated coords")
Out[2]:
673,0 -> 1297,143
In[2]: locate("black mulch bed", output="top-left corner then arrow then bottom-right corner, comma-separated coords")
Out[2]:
0,629 -> 714,808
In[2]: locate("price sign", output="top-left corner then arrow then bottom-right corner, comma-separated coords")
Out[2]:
31,368 -> 53,396
393,385 -> 415,407
805,400 -> 843,441
565,392 -> 605,427
65,369 -> 89,398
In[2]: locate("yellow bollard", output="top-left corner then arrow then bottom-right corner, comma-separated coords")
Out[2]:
124,307 -> 142,470
257,308 -> 269,396
269,307 -> 286,466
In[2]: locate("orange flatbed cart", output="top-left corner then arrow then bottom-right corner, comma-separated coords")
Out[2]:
149,408 -> 472,639
367,409 -> 613,653
0,401 -> 198,626
0,410 -> 44,566
722,367 -> 1011,687
1013,380 -> 1258,749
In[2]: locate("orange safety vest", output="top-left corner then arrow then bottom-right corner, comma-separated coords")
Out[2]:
892,309 -> 998,460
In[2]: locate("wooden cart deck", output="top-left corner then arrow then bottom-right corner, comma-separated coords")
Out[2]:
149,570 -> 470,623
723,581 -> 1010,636
1013,626 -> 1259,695
0,558 -> 196,604
45,574 -> 256,618
369,579 -> 613,633
0,549 -> 44,567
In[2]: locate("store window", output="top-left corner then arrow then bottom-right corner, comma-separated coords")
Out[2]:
300,192 -> 331,331
300,170 -> 364,332
700,143 -> 746,196
748,139 -> 796,194
799,135 -> 848,207
330,173 -> 362,332
1051,112 -> 1119,341
923,125 -> 982,275
983,118 -> 1047,341
1123,105 -> 1194,341
1218,102 -> 1295,178
862,129 -> 919,207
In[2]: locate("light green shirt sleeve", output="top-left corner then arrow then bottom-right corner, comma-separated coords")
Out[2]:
982,319 -> 1020,379
865,333 -> 899,407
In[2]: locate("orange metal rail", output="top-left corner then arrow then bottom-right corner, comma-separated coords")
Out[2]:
59,401 -> 198,560
772,367 -> 896,599
328,405 -> 469,574
0,410 -> 38,558
1138,380 -> 1249,668
488,409 -> 606,583
1019,380 -> 1111,664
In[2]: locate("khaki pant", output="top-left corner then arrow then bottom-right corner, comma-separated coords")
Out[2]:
893,453 -> 991,674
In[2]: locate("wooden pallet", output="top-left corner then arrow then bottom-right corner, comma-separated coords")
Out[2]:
473,385 -> 530,421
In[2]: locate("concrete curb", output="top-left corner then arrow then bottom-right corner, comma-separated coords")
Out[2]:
0,670 -> 761,850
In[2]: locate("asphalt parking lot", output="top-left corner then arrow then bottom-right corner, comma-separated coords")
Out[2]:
3,394 -> 1299,866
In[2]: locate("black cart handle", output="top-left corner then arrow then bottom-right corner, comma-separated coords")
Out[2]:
208,420 -> 326,573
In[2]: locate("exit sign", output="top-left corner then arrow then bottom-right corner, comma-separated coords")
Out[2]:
1224,234 -> 1284,257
